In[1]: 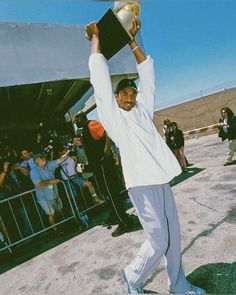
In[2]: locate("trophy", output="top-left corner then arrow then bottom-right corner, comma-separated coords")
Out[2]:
115,1 -> 141,31
97,1 -> 141,60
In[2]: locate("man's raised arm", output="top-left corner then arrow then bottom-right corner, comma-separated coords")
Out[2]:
128,18 -> 147,64
86,22 -> 116,137
129,18 -> 155,117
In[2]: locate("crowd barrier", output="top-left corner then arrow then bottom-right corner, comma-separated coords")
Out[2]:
183,123 -> 219,139
0,180 -> 79,253
0,175 -> 108,253
65,175 -> 106,221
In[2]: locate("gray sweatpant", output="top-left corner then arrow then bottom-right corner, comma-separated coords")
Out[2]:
125,183 -> 190,293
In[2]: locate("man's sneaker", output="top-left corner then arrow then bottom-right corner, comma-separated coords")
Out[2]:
185,285 -> 206,294
121,269 -> 144,293
111,224 -> 126,237
224,161 -> 233,166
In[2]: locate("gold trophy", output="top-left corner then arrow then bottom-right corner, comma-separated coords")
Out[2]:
114,1 -> 141,31
96,1 -> 141,60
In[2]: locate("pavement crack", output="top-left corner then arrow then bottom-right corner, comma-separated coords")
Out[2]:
192,197 -> 218,212
182,216 -> 227,255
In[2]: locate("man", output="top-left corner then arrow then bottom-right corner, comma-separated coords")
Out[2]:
30,152 -> 68,232
74,112 -> 132,237
58,148 -> 102,205
20,149 -> 36,172
72,137 -> 94,181
85,19 -> 206,294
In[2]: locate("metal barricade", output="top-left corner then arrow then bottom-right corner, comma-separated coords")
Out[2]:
0,180 -> 79,253
65,175 -> 106,220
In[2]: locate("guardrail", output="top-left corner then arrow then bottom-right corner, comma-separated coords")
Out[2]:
0,180 -> 79,253
183,123 -> 219,139
0,174 -> 111,253
64,175 -> 106,228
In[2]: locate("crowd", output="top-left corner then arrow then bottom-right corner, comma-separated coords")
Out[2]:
0,125 -> 130,243
1,105 -> 235,248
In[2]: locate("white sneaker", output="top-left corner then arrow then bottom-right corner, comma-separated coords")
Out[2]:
121,269 -> 144,294
185,285 -> 206,294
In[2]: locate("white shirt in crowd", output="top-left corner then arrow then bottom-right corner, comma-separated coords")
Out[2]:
60,157 -> 77,180
223,118 -> 228,133
89,53 -> 182,189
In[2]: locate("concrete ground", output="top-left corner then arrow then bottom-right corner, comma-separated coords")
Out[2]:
0,133 -> 235,294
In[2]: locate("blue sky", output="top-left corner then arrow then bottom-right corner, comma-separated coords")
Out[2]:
0,0 -> 236,110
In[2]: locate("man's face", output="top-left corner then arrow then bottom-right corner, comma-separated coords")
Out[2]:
21,150 -> 31,160
75,115 -> 86,128
171,124 -> 177,131
73,138 -> 82,147
35,157 -> 46,168
166,120 -> 171,126
115,87 -> 137,111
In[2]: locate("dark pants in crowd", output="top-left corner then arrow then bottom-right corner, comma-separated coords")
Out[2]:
92,155 -> 129,226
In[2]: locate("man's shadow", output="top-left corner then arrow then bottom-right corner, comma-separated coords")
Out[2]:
186,262 -> 236,293
142,262 -> 236,293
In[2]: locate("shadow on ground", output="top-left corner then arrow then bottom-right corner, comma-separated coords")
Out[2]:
0,201 -> 141,274
187,262 -> 236,293
142,262 -> 236,294
171,167 -> 205,187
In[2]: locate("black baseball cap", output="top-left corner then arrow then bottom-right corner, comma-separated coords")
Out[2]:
114,79 -> 138,94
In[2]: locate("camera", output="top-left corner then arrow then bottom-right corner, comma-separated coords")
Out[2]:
63,140 -> 75,153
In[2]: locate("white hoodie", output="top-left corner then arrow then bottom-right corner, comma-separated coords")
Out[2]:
89,53 -> 181,189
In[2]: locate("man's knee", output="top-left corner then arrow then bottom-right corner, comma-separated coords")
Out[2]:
151,238 -> 168,253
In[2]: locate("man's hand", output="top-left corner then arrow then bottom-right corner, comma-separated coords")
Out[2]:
13,164 -> 21,170
85,22 -> 99,41
50,179 -> 60,185
129,17 -> 141,38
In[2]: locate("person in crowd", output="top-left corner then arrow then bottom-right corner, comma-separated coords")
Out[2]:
72,137 -> 94,181
85,19 -> 205,294
32,131 -> 45,153
163,120 -> 192,167
74,112 -> 132,238
30,152 -> 68,232
2,143 -> 18,164
163,118 -> 173,149
0,215 -> 10,244
0,161 -> 11,243
20,149 -> 37,172
169,122 -> 188,172
0,160 -> 34,236
58,148 -> 102,205
218,107 -> 236,166
110,142 -> 126,189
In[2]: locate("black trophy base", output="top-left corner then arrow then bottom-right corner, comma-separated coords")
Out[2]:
97,8 -> 133,60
